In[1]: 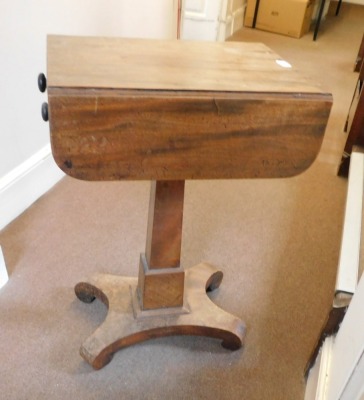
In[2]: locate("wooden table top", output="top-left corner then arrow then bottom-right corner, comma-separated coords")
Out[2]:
47,35 -> 332,181
47,35 -> 325,95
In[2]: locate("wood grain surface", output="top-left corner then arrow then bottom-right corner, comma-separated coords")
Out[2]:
145,181 -> 185,269
49,89 -> 332,180
47,35 -> 332,181
47,35 -> 327,94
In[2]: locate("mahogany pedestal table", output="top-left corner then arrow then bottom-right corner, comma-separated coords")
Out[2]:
43,35 -> 332,369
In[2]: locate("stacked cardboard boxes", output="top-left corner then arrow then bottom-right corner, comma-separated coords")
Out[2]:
244,0 -> 315,38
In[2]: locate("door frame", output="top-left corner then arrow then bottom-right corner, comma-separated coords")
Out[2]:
305,149 -> 364,400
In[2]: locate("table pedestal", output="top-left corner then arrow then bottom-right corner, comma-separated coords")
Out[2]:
75,181 -> 245,369
75,263 -> 245,369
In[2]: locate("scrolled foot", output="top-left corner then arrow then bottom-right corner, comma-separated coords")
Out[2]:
80,345 -> 114,370
206,270 -> 223,292
221,336 -> 243,351
75,283 -> 96,303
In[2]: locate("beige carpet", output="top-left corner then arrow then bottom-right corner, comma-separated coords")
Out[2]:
1,3 -> 363,399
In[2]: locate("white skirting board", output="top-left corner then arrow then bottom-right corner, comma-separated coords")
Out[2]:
0,144 -> 64,231
305,150 -> 364,399
335,151 -> 364,298
306,275 -> 364,400
304,336 -> 335,400
0,246 -> 8,289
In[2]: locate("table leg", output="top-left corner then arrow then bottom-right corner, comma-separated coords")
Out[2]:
138,181 -> 185,310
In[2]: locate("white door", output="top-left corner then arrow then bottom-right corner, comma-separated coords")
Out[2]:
181,0 -> 245,41
181,0 -> 222,41
221,0 -> 246,40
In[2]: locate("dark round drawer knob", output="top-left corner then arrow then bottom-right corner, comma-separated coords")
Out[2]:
38,73 -> 47,93
41,102 -> 49,121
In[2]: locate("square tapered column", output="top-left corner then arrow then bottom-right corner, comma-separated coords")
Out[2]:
138,180 -> 185,310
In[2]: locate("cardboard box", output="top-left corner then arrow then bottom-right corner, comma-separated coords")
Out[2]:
244,0 -> 314,39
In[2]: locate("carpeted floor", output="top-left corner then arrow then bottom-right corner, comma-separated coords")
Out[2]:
0,3 -> 363,399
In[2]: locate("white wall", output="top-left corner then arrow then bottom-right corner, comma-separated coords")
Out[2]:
0,0 -> 178,230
